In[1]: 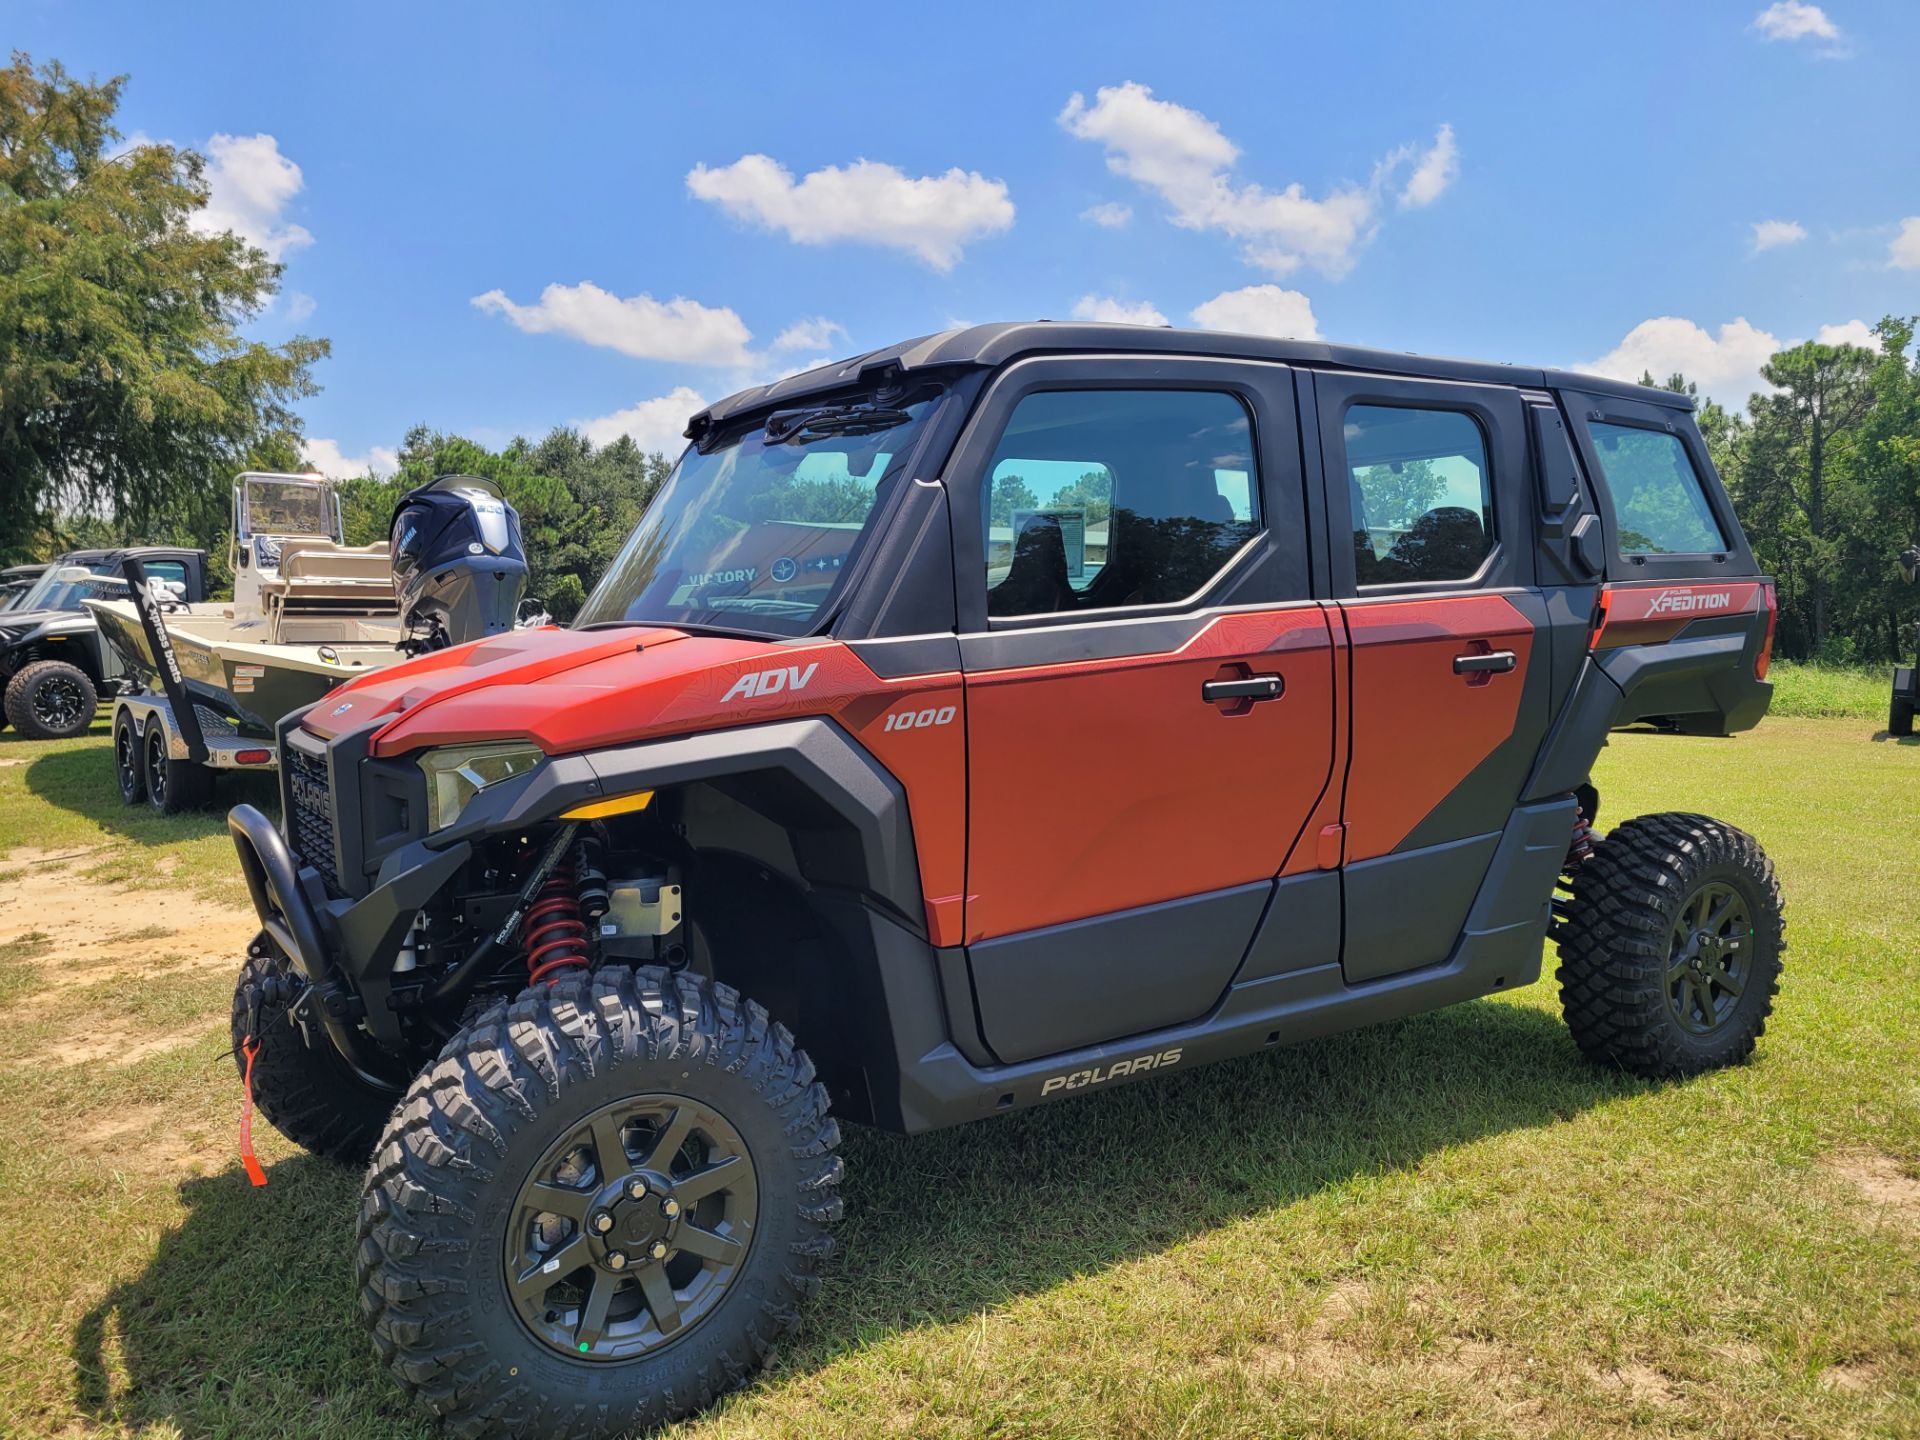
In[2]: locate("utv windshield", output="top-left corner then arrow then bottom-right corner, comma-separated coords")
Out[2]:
575,391 -> 942,637
14,563 -> 125,614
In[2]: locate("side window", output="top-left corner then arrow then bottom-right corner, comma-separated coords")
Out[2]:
1345,405 -> 1493,586
983,389 -> 1258,618
142,560 -> 188,587
1586,422 -> 1727,555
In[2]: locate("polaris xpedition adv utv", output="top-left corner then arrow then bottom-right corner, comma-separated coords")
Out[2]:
228,323 -> 1786,1437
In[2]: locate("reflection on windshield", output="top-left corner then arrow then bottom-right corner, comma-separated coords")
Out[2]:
14,566 -> 124,613
244,479 -> 336,539
575,394 -> 939,636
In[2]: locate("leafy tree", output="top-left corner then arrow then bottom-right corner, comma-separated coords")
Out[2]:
1736,340 -> 1879,655
1047,469 -> 1114,523
0,52 -> 326,561
988,473 -> 1038,526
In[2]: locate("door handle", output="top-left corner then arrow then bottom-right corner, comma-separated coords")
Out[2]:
1201,674 -> 1284,704
1452,650 -> 1517,675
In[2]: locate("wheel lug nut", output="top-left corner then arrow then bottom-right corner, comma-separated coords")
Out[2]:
590,1211 -> 614,1234
627,1177 -> 649,1200
661,1198 -> 681,1219
649,1241 -> 668,1261
605,1250 -> 627,1270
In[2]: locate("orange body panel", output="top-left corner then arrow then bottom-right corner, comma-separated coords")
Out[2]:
1591,580 -> 1767,650
1340,594 -> 1535,862
310,629 -> 971,945
961,607 -> 1337,943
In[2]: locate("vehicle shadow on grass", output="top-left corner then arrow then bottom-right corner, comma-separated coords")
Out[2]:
22,741 -> 279,849
70,998 -> 1639,1436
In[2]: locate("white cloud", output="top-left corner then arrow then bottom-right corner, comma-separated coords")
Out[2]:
1816,319 -> 1879,350
471,283 -> 755,367
303,437 -> 397,479
1751,219 -> 1808,251
1889,217 -> 1920,270
1394,124 -> 1458,210
1080,201 -> 1134,229
686,154 -> 1013,271
1753,2 -> 1844,46
1583,316 -> 1783,407
578,387 -> 708,456
282,290 -> 317,323
771,317 -> 847,353
191,133 -> 313,261
1070,294 -> 1171,326
1058,82 -> 1453,278
1189,284 -> 1321,340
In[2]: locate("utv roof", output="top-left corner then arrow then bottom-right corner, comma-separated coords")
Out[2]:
691,320 -> 1693,434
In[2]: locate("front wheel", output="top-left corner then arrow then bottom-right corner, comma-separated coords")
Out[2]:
357,968 -> 843,1438
4,659 -> 97,740
1555,812 -> 1785,1078
1892,692 -> 1915,737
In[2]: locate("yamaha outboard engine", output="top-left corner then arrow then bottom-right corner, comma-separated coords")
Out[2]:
389,475 -> 530,654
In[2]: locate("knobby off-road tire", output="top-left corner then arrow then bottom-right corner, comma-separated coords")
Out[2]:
357,967 -> 843,1439
1892,693 -> 1915,737
229,940 -> 397,1164
4,659 -> 97,740
1555,812 -> 1784,1078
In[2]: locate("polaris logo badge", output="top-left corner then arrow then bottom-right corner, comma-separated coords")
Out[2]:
722,662 -> 819,702
1040,1047 -> 1184,1096
1645,588 -> 1734,615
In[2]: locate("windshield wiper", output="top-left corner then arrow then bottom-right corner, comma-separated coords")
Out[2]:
763,402 -> 914,445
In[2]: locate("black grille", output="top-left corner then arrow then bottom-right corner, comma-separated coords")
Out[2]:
284,742 -> 339,888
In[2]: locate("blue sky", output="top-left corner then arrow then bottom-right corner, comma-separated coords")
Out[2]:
15,0 -> 1920,474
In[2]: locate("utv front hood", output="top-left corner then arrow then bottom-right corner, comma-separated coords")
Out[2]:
302,624 -> 864,760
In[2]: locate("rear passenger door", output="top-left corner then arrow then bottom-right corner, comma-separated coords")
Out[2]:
1312,373 -> 1550,983
953,357 -> 1339,1062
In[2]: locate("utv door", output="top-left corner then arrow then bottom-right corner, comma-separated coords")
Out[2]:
950,357 -> 1339,1063
1313,372 -> 1554,983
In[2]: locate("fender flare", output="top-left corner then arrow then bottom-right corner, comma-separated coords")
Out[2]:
434,716 -> 927,929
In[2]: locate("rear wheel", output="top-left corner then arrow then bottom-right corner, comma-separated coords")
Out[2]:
230,940 -> 397,1165
114,711 -> 145,805
357,967 -> 842,1438
144,719 -> 213,814
4,659 -> 97,740
1892,693 -> 1915,737
1555,812 -> 1784,1078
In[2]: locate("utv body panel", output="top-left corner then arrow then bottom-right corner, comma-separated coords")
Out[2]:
232,322 -> 1776,1133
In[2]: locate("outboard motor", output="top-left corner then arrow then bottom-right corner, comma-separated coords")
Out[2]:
389,474 -> 530,654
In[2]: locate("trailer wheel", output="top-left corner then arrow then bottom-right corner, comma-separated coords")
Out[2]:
144,718 -> 213,814
4,659 -> 97,740
114,710 -> 145,805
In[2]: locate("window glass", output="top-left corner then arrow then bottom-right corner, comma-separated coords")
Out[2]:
1345,406 -> 1493,585
1587,422 -> 1727,555
142,561 -> 187,587
983,390 -> 1258,617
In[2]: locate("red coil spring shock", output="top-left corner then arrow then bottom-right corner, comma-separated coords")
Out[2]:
524,864 -> 590,985
1565,806 -> 1595,874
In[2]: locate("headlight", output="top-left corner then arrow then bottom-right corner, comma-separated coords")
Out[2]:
418,742 -> 545,831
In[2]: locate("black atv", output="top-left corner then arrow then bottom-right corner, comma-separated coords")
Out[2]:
0,547 -> 207,739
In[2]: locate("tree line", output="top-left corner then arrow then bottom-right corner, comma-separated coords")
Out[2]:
4,52 -> 1916,658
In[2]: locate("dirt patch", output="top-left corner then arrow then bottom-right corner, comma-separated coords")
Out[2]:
1592,1361 -> 1683,1406
74,1103 -> 216,1172
1825,1152 -> 1920,1223
1820,1362 -> 1882,1395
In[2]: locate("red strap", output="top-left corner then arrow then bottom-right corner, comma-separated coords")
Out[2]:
239,1037 -> 268,1187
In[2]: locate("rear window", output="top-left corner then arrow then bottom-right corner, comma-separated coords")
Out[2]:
1588,422 -> 1727,555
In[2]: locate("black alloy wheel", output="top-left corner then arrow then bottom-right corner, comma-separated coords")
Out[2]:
115,714 -> 144,804
504,1094 -> 758,1362
1664,880 -> 1751,1035
31,671 -> 87,732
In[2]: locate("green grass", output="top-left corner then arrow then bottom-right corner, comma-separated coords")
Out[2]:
1,716 -> 1916,1437
0,708 -> 276,907
1765,660 -> 1895,721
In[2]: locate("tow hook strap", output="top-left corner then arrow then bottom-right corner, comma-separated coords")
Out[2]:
239,1035 -> 268,1187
